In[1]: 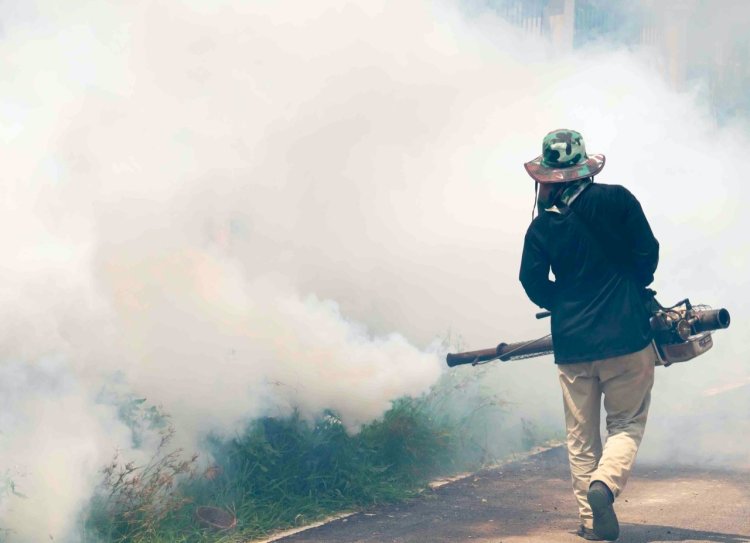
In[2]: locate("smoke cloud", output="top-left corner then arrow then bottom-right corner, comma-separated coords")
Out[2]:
0,0 -> 748,539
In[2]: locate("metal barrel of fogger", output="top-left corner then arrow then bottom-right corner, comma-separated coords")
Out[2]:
446,337 -> 554,367
692,308 -> 731,333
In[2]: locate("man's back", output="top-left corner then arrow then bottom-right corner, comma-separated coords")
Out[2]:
519,183 -> 659,363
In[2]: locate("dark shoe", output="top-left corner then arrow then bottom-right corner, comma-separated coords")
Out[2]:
576,525 -> 604,540
587,481 -> 619,541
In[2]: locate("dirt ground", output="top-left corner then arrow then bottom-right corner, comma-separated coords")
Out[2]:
264,446 -> 750,543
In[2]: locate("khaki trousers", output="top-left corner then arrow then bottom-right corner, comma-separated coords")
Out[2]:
558,343 -> 656,529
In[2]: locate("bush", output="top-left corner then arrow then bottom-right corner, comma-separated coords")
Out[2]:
85,370 -> 513,542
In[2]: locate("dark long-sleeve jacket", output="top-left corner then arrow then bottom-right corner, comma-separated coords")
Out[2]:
519,183 -> 659,364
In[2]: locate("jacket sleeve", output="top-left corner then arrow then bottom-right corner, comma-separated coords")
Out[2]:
620,188 -> 659,287
519,225 -> 555,310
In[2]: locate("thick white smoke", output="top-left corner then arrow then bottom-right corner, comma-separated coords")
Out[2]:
0,0 -> 748,540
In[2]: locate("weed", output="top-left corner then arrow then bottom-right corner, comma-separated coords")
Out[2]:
84,369 -> 526,542
86,423 -> 199,543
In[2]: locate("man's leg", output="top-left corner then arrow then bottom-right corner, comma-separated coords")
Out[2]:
558,362 -> 602,530
591,343 -> 656,498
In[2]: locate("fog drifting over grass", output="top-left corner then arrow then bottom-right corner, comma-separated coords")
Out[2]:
0,0 -> 748,540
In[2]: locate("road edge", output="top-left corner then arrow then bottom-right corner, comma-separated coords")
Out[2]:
247,440 -> 565,543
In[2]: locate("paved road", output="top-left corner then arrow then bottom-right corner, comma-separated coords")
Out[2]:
270,446 -> 750,543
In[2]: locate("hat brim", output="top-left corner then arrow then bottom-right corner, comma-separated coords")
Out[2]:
524,154 -> 605,184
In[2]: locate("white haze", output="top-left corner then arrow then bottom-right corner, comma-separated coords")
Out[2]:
0,0 -> 748,540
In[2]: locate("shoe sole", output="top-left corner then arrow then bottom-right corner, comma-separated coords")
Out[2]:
587,486 -> 620,541
577,527 -> 604,541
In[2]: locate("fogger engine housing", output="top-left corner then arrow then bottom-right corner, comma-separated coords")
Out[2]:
649,300 -> 730,365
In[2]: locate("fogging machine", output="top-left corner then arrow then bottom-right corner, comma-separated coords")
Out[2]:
446,296 -> 731,368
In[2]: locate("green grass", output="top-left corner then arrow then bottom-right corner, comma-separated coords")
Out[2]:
83,368 -> 521,542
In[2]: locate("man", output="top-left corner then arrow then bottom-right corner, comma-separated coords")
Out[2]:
519,129 -> 660,541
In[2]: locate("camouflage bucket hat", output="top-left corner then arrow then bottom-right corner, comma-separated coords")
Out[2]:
524,129 -> 605,184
